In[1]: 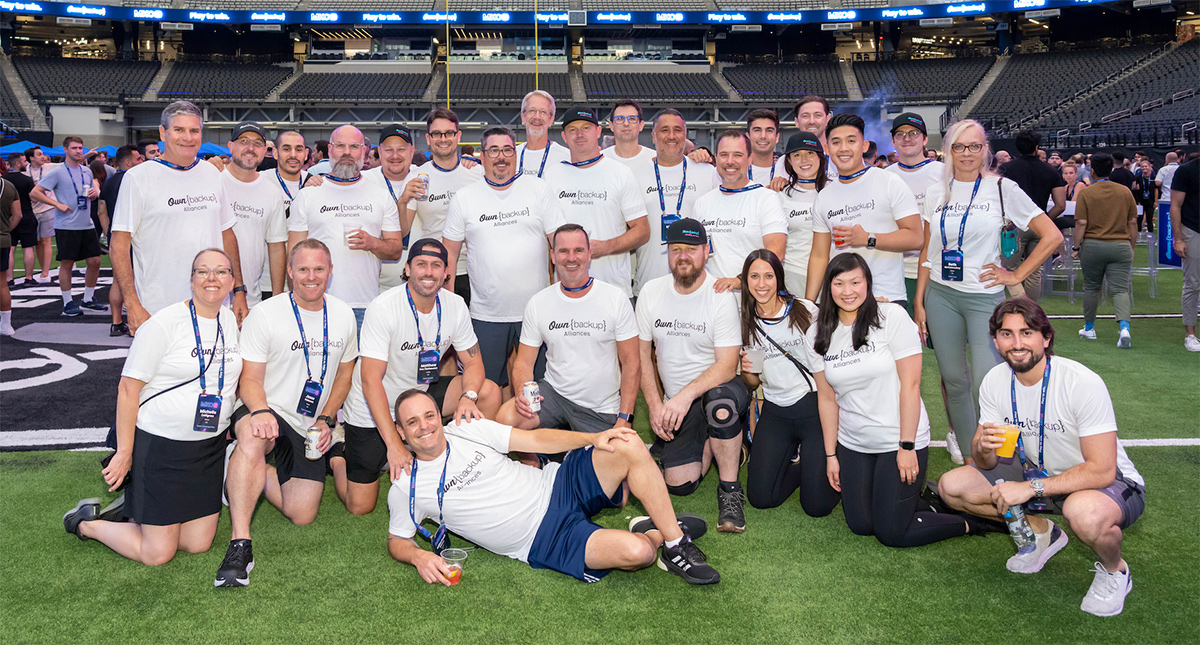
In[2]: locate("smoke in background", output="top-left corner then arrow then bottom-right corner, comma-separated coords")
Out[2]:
855,86 -> 897,157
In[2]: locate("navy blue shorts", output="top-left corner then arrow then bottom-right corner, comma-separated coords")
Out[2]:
527,447 -> 622,582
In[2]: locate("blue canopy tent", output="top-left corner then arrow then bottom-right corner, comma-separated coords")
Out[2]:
0,140 -> 41,154
92,145 -> 119,156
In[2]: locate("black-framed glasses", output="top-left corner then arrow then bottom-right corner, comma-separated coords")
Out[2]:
428,130 -> 459,139
951,143 -> 985,153
483,146 -> 517,159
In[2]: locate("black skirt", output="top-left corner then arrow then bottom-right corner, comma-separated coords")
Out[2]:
127,428 -> 226,526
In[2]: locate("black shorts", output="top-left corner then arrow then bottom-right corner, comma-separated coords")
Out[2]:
231,406 -> 327,486
343,377 -> 454,485
12,211 -> 38,247
0,247 -> 8,272
652,378 -> 749,469
127,428 -> 226,526
55,228 -> 102,262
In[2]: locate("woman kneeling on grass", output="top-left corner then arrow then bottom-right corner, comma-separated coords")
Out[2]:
63,248 -> 243,565
812,253 -> 985,547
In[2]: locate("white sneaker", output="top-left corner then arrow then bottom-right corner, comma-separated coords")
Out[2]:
1006,520 -> 1068,574
1078,327 -> 1097,340
1117,328 -> 1131,349
1080,562 -> 1132,617
946,430 -> 965,465
0,322 -> 14,337
1185,335 -> 1200,352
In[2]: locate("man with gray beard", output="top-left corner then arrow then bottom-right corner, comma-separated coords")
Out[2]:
222,121 -> 287,307
288,125 -> 403,332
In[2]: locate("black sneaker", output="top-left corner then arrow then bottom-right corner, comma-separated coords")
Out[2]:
629,512 -> 708,541
97,493 -> 127,523
717,482 -> 746,533
215,539 -> 254,588
658,535 -> 720,585
63,498 -> 101,540
110,322 -> 129,337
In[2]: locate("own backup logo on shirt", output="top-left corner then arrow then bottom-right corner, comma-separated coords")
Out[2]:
654,318 -> 707,337
823,341 -> 877,367
167,193 -> 218,211
558,189 -> 609,206
320,203 -> 376,216
826,199 -> 876,222
548,318 -> 608,336
479,206 -> 531,227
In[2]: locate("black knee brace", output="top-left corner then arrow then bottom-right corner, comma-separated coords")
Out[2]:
704,381 -> 749,440
666,479 -> 702,496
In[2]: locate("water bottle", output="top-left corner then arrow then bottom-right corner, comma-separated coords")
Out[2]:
997,479 -> 1036,554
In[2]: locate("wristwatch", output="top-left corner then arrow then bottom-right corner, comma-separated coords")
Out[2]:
317,415 -> 337,429
232,285 -> 247,295
866,233 -> 877,249
617,412 -> 634,422
899,440 -> 915,451
461,390 -> 479,402
1030,478 -> 1045,498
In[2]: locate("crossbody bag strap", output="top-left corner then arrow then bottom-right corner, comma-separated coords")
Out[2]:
756,323 -> 816,390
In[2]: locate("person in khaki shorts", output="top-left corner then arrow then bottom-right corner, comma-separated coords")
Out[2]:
1071,153 -> 1138,348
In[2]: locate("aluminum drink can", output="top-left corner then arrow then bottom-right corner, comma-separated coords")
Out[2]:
523,381 -> 541,413
417,173 -> 430,201
305,427 -> 323,460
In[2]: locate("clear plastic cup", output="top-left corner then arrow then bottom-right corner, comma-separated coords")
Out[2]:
441,548 -> 468,585
744,346 -> 766,373
343,224 -> 358,248
994,424 -> 1022,459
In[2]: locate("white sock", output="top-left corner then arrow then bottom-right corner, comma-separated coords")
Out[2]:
84,287 -> 95,302
664,536 -> 682,549
61,291 -> 73,305
0,310 -> 11,327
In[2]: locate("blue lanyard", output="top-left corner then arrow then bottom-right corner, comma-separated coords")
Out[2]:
760,299 -> 792,326
382,173 -> 401,202
409,441 -> 450,540
749,162 -> 775,182
275,168 -> 294,200
520,144 -> 551,178
323,173 -> 360,184
485,173 -> 519,188
1096,178 -> 1110,183
940,175 -> 982,250
795,178 -> 816,185
431,156 -> 461,172
654,157 -> 687,216
289,293 -> 329,385
561,277 -> 593,293
1012,356 -> 1051,470
838,166 -> 869,182
64,164 -> 87,199
407,285 -> 442,352
898,159 -> 934,170
719,183 -> 763,195
153,157 -> 200,171
188,300 -> 225,395
563,153 -> 603,168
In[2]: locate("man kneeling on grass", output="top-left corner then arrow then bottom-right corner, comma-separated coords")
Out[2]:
386,388 -> 720,585
938,298 -> 1145,617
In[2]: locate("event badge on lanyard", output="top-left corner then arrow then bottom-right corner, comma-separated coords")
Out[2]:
66,165 -> 88,210
290,293 -> 329,417
411,441 -> 451,554
939,175 -> 981,282
190,300 -> 226,432
1012,356 -> 1052,512
408,286 -> 442,385
656,158 -> 687,242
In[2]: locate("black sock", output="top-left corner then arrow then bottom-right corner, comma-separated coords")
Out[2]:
719,480 -> 741,492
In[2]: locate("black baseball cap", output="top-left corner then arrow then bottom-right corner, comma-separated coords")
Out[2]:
890,112 -> 927,136
561,107 -> 599,128
662,218 -> 708,246
407,238 -> 448,265
380,124 -> 413,145
232,121 -> 267,141
784,131 -> 823,156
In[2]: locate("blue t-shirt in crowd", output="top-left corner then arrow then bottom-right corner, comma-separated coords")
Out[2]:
38,163 -> 94,230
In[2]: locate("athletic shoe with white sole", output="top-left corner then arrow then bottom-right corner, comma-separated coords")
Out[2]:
62,301 -> 83,317
629,512 -> 708,542
214,539 -> 255,588
946,430 -> 965,465
1117,328 -> 1131,349
717,482 -> 746,533
80,300 -> 109,312
658,536 -> 720,585
1078,327 -> 1097,340
0,322 -> 14,337
1080,562 -> 1132,617
1007,520 -> 1068,574
63,498 -> 100,540
1186,335 -> 1200,352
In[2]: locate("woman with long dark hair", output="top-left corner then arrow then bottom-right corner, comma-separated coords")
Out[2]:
813,253 -> 980,547
738,249 -> 837,515
778,132 -> 828,294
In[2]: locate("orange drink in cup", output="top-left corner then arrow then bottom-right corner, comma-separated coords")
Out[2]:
441,548 -> 468,585
994,425 -> 1021,459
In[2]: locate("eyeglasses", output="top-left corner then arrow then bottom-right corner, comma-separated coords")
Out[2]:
611,115 -> 641,125
483,146 -> 517,159
428,130 -> 459,139
331,142 -> 364,152
192,267 -> 233,279
951,143 -> 985,154
233,137 -> 266,148
523,108 -> 551,118
893,130 -> 924,141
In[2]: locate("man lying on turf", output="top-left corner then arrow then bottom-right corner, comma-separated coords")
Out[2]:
386,388 -> 720,585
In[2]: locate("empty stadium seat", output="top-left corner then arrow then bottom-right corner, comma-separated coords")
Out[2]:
583,73 -> 729,102
854,57 -> 993,102
12,57 -> 160,104
159,62 -> 292,101
0,74 -> 26,123
281,73 -> 431,102
437,73 -> 572,102
723,62 -> 847,101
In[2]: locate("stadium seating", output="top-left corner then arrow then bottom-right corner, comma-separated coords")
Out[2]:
722,62 -> 847,101
971,46 -> 1156,122
581,0 -> 709,8
437,73 -> 572,102
457,0 -> 570,8
0,73 -> 26,123
854,57 -> 993,103
183,0 -> 297,8
716,0 -> 826,8
312,0 -> 432,9
11,57 -> 160,104
159,62 -> 292,101
583,73 -> 730,102
122,0 -> 173,6
281,73 -> 432,102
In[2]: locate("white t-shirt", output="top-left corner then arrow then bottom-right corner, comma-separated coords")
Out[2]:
287,178 -> 402,308
609,145 -> 655,172
260,169 -> 306,295
813,303 -> 930,454
630,157 -> 721,295
442,175 -> 566,322
692,184 -> 788,279
516,141 -> 571,178
635,272 -> 741,399
388,419 -> 559,563
1156,163 -> 1179,200
411,158 -> 483,275
342,286 -> 476,428
519,280 -> 639,413
121,302 -> 243,441
812,167 -> 920,303
221,172 -> 287,307
238,293 -> 359,436
978,357 -> 1143,486
362,165 -> 415,287
111,160 -> 235,315
923,176 -> 1043,294
886,160 -> 944,280
748,159 -> 781,185
778,185 -> 818,294
308,160 -> 332,176
541,156 -> 648,297
754,299 -> 821,407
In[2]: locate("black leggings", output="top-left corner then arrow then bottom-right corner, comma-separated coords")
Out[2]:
838,445 -> 965,548
746,395 -> 839,517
